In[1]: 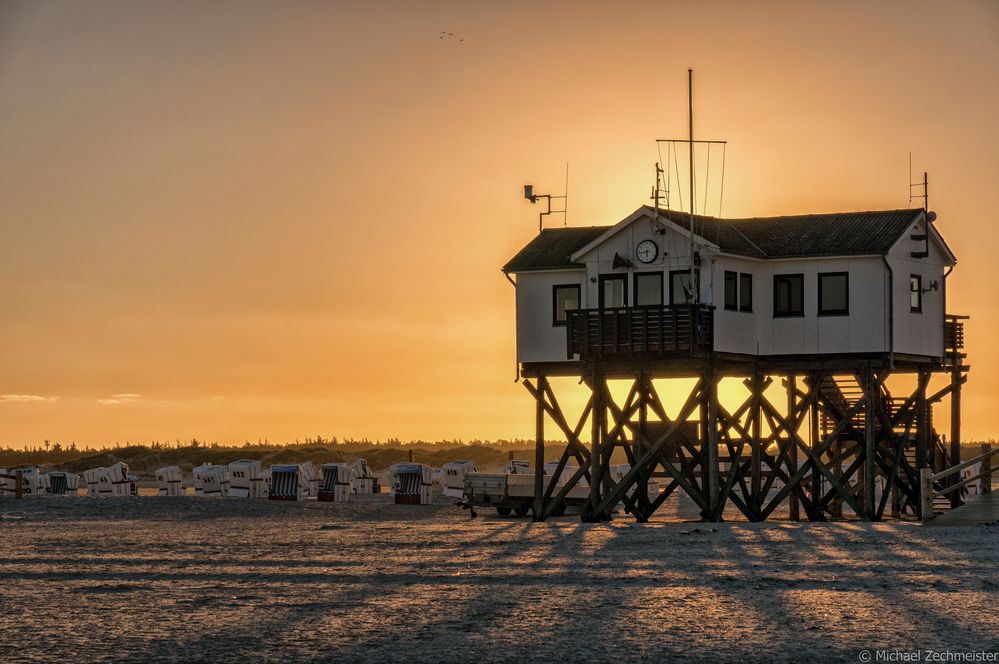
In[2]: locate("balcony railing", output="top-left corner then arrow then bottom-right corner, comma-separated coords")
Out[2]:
566,304 -> 714,360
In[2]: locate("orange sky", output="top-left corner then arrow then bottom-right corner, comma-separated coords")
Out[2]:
1,0 -> 997,447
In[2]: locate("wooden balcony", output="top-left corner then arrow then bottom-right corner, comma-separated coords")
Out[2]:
566,304 -> 714,360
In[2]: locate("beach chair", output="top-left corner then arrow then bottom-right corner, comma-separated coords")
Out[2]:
299,462 -> 319,497
155,466 -> 184,496
82,467 -> 106,496
348,459 -> 377,494
441,460 -> 478,498
228,459 -> 264,498
393,463 -> 433,505
268,464 -> 304,501
317,463 -> 351,503
193,464 -> 230,497
45,472 -> 80,495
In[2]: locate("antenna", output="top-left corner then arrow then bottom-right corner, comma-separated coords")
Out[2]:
522,164 -> 569,233
653,70 -> 728,306
908,153 -> 928,211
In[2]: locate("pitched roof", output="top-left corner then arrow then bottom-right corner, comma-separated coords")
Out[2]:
504,207 -> 928,271
502,226 -> 607,272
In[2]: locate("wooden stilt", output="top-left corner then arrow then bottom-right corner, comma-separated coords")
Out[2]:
533,376 -> 546,521
863,364 -> 877,520
787,375 -> 800,521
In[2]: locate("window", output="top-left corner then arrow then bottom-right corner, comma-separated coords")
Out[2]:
634,272 -> 663,306
724,271 -> 738,311
818,272 -> 849,316
739,273 -> 753,312
773,274 -> 804,317
599,274 -> 627,309
669,270 -> 698,305
910,275 -> 922,313
552,284 -> 580,326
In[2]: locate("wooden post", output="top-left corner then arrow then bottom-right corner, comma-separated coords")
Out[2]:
533,376 -> 546,521
949,369 -> 962,509
750,373 -> 763,519
919,467 -> 934,522
863,365 -> 876,520
585,370 -> 603,522
705,372 -> 720,520
915,369 -> 929,470
15,470 -> 23,500
809,374 -> 822,520
408,449 -> 415,463
982,444 -> 993,496
787,375 -> 800,521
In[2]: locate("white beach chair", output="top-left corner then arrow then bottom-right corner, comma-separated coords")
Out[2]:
155,466 -> 184,496
318,463 -> 351,503
299,461 -> 319,497
348,459 -> 376,494
441,460 -> 478,499
228,459 -> 264,498
193,464 -> 230,497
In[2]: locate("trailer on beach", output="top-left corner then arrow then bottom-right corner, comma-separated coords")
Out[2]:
464,472 -> 589,517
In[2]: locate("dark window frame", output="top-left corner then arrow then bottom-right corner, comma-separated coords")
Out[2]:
598,274 -> 628,310
633,271 -> 664,307
910,274 -> 922,313
552,283 -> 581,326
773,273 -> 805,318
668,269 -> 698,305
817,271 -> 849,317
723,271 -> 738,311
739,272 -> 753,312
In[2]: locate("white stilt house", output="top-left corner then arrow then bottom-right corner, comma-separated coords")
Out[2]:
504,206 -> 955,365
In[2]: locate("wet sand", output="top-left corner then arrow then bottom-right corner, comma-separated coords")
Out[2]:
1,495 -> 997,663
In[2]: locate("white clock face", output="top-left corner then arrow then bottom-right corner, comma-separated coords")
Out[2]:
636,239 -> 658,264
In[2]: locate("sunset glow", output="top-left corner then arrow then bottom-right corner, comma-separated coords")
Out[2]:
1,1 -> 996,446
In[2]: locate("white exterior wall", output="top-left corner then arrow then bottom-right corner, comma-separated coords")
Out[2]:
511,210 -> 953,364
886,216 -> 949,358
710,255 -> 759,356
515,269 -> 585,363
749,256 -> 888,356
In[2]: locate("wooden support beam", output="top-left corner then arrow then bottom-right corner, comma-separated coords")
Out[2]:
863,365 -> 877,520
786,375 -> 800,520
950,364 -> 963,509
591,379 -> 706,517
704,369 -> 721,519
532,376 -> 546,521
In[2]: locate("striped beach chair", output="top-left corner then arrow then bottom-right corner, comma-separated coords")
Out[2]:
317,463 -> 351,503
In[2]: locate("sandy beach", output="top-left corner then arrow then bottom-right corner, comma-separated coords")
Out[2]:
1,495 -> 996,663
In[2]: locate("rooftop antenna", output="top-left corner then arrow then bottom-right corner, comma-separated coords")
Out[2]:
655,70 -> 727,306
687,68 -> 696,304
523,162 -> 569,233
908,152 -> 928,211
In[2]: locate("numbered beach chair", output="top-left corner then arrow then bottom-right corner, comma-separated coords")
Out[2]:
441,460 -> 478,498
348,459 -> 377,494
228,459 -> 264,498
193,464 -> 230,497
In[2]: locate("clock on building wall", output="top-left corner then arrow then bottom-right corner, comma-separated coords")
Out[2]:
636,239 -> 659,264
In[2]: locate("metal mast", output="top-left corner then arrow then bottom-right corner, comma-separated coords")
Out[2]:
688,68 -> 697,304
